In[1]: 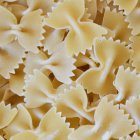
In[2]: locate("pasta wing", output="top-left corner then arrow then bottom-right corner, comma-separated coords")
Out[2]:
4,104 -> 33,139
55,85 -> 94,122
0,102 -> 17,129
114,66 -> 140,102
46,0 -> 107,55
0,41 -> 25,79
78,38 -> 130,95
24,70 -> 56,108
0,5 -> 17,46
18,9 -> 44,53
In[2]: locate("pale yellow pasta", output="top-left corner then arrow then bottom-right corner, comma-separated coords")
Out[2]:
1,0 -> 140,139
24,69 -> 57,108
23,0 -> 54,15
120,134 -> 140,140
78,38 -> 130,95
0,41 -> 25,79
0,5 -> 44,53
121,97 -> 140,130
113,0 -> 138,15
126,6 -> 140,35
43,27 -> 65,54
114,66 -> 140,102
45,0 -> 107,55
9,64 -> 24,96
130,36 -> 140,72
0,101 -> 17,129
69,97 -> 137,140
24,44 -> 76,84
9,107 -> 73,140
102,7 -> 131,43
55,84 -> 95,122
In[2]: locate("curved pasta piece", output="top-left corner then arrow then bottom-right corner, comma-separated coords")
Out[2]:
55,85 -> 94,122
43,28 -> 65,54
0,41 -> 25,79
120,134 -> 140,140
42,44 -> 76,84
37,107 -> 73,140
85,0 -> 97,20
7,4 -> 26,21
27,104 -> 51,127
121,97 -> 140,130
114,66 -> 140,102
24,70 -> 57,108
10,131 -> 38,140
24,51 -> 48,79
45,0 -> 107,55
69,97 -> 137,140
130,36 -> 140,72
23,0 -> 54,15
113,0 -> 138,15
10,107 -> 73,140
0,101 -> 17,129
24,44 -> 76,84
78,38 -> 130,95
125,7 -> 140,35
102,7 -> 131,43
9,64 -> 25,96
4,104 -> 33,139
0,5 -> 44,53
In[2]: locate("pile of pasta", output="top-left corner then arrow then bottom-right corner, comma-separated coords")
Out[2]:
1,0 -> 140,139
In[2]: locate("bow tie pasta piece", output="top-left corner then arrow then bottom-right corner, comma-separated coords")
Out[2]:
102,7 -> 131,43
45,0 -> 107,55
125,7 -> 140,35
55,85 -> 94,122
25,44 -> 76,84
4,104 -> 33,139
0,5 -> 44,53
23,0 -> 54,15
10,107 -> 73,140
0,41 -> 25,79
0,102 -> 17,129
42,44 -> 76,84
120,134 -> 140,140
130,36 -> 140,72
120,97 -> 140,130
69,97 -> 137,140
78,38 -> 130,95
114,66 -> 140,102
113,0 -> 138,15
24,70 -> 57,108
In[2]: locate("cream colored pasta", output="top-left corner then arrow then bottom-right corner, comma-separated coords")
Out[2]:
0,0 -> 140,139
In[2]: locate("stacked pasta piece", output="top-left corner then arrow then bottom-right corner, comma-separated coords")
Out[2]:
0,0 -> 140,140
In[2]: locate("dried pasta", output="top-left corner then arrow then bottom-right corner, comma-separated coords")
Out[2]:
0,0 -> 140,140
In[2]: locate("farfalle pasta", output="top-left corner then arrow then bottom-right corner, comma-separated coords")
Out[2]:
45,0 -> 107,55
55,85 -> 95,122
1,0 -> 140,139
78,38 -> 130,95
69,97 -> 137,140
0,5 -> 44,53
5,106 -> 73,140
